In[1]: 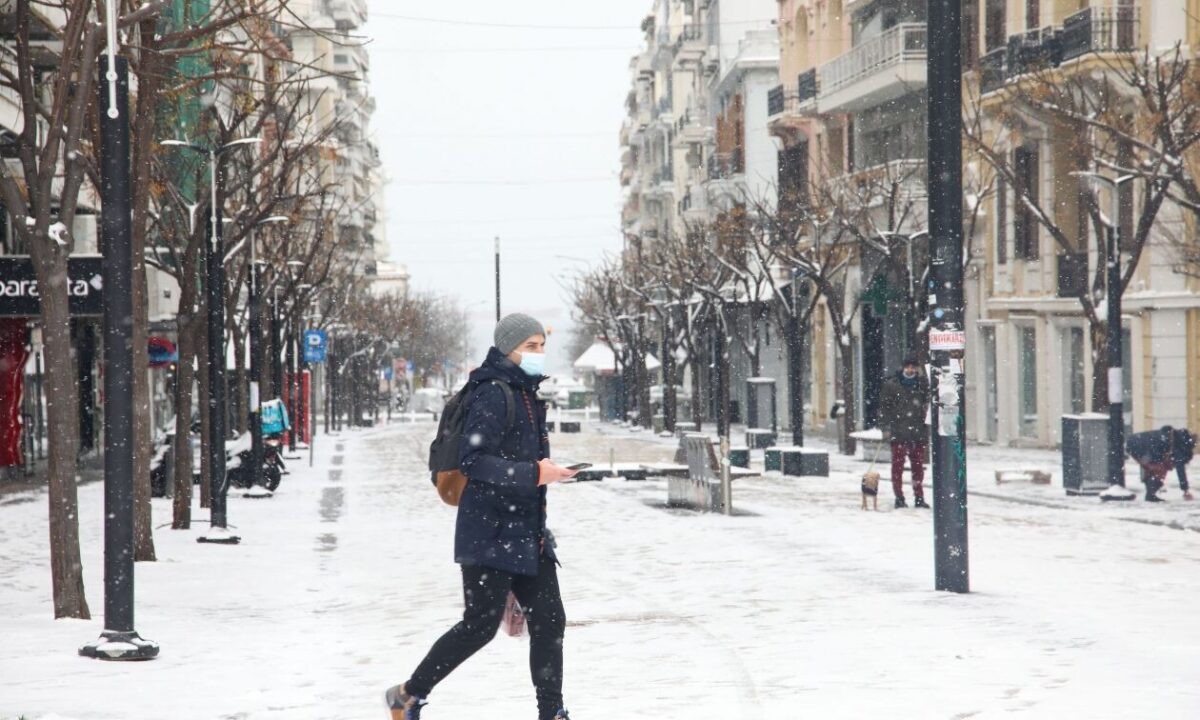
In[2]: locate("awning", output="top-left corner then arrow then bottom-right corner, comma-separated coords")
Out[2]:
573,341 -> 660,375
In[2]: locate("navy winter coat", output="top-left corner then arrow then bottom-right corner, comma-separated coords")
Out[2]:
454,347 -> 552,576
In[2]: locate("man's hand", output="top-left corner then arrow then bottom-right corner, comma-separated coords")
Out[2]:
537,459 -> 577,486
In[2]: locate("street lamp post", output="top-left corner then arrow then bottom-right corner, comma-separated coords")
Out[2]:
1073,171 -> 1136,491
79,30 -> 158,659
161,136 -> 261,545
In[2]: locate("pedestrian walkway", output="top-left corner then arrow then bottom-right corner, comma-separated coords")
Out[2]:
0,421 -> 1198,719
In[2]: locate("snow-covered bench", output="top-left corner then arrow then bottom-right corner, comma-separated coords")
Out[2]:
666,434 -> 758,512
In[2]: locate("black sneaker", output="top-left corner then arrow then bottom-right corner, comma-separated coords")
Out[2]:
895,496 -> 908,509
384,683 -> 427,720
1145,494 -> 1166,503
913,496 -> 930,509
554,710 -> 571,720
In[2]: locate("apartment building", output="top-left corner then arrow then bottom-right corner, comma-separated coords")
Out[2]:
966,0 -> 1200,446
767,0 -> 929,437
289,0 -> 383,278
619,1 -> 780,425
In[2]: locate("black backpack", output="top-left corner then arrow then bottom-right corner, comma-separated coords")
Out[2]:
428,379 -> 514,506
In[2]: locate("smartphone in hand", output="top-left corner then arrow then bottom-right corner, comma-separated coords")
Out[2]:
565,463 -> 592,471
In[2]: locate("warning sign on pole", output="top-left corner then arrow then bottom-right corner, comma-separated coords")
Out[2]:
929,330 -> 966,352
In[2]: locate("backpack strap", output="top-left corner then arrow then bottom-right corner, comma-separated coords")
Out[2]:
488,380 -> 516,435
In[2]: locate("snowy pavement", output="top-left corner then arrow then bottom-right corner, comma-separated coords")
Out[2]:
1,420 -> 1199,719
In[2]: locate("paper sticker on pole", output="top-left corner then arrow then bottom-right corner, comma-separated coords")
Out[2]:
929,329 -> 966,352
1108,367 -> 1123,404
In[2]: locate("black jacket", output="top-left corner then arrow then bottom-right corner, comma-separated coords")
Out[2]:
879,371 -> 929,444
455,347 -> 552,576
1127,427 -> 1194,487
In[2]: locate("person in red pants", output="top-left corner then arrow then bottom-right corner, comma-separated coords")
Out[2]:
879,357 -> 930,509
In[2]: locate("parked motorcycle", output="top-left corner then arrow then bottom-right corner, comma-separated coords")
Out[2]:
227,431 -> 286,491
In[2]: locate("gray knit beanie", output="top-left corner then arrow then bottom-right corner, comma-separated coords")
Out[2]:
493,313 -> 545,355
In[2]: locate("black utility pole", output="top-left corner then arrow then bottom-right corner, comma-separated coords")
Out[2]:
80,52 -> 158,660
1106,210 -> 1125,488
494,236 -> 501,322
927,0 -> 969,593
286,318 -> 297,449
198,146 -> 236,543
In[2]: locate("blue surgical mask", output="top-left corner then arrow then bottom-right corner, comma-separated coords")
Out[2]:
518,351 -> 546,377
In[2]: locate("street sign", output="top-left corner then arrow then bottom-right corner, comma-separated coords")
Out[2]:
929,329 -> 966,352
0,255 -> 104,316
303,329 -> 328,363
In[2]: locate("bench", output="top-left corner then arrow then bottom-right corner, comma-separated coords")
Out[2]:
764,446 -> 830,477
667,434 -> 759,512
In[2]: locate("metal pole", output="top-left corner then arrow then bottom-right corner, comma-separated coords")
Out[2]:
249,242 -> 263,489
1107,192 -> 1124,488
198,147 -> 236,544
494,236 -> 501,322
927,0 -> 968,593
81,53 -> 159,660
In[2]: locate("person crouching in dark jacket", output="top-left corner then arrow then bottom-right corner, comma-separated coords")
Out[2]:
386,314 -> 577,720
879,356 -> 930,509
1127,426 -> 1195,502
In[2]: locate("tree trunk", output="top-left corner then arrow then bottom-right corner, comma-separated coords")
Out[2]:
197,293 -> 212,509
837,339 -> 858,456
1089,321 -> 1109,413
131,246 -> 156,561
172,311 -> 195,529
784,317 -> 805,446
32,253 -> 90,619
231,328 -> 248,435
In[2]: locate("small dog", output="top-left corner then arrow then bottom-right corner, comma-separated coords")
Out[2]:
861,471 -> 880,510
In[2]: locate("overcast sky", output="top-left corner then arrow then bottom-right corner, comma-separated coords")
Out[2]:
362,2 -> 649,375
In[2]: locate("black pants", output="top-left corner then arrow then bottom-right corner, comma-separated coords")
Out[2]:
406,553 -> 566,718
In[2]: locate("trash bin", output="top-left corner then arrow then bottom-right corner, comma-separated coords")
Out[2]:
1062,413 -> 1110,495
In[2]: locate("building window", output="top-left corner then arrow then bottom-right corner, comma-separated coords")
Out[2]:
1025,0 -> 1040,30
962,0 -> 980,69
985,0 -> 1006,52
1017,325 -> 1038,439
1013,143 -> 1040,261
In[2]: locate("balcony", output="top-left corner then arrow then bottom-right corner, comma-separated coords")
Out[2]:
1060,6 -> 1140,62
327,0 -> 368,28
674,105 -> 707,143
818,23 -> 926,114
674,23 -> 706,60
706,150 -> 743,181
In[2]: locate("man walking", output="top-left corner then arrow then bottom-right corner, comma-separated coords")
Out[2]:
879,356 -> 930,509
386,313 -> 576,719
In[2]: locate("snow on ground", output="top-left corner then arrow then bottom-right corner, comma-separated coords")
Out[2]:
1,420 -> 1199,719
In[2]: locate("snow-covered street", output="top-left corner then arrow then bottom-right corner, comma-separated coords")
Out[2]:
2,420 -> 1199,719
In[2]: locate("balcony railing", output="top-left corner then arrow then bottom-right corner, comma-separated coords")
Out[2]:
654,96 -> 673,118
768,85 -> 786,116
797,68 -> 819,104
1006,26 -> 1063,78
979,7 -> 1141,95
1060,6 -> 1140,62
979,46 -> 1006,94
706,150 -> 744,181
819,23 -> 927,98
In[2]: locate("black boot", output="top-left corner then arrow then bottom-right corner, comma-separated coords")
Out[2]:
895,496 -> 908,509
1145,493 -> 1165,503
913,496 -> 930,509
